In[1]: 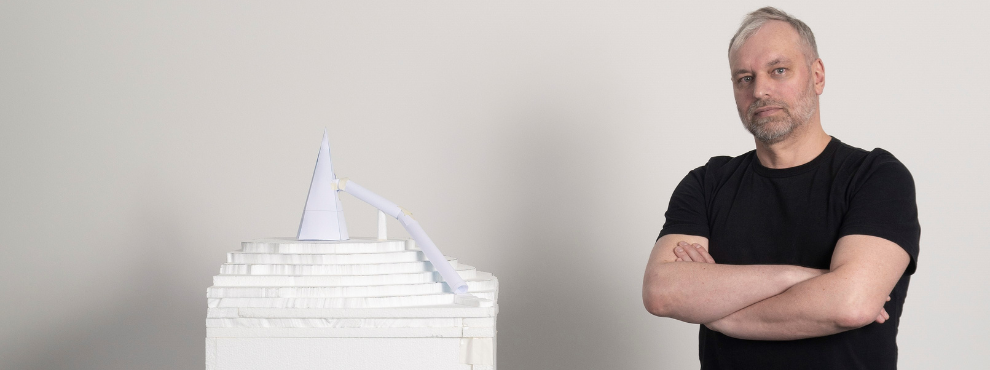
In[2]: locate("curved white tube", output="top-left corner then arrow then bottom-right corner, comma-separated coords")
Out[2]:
339,180 -> 469,295
338,180 -> 402,218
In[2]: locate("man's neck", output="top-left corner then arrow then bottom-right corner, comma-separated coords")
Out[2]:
754,124 -> 832,169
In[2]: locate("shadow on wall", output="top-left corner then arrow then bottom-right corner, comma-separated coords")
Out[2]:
5,206 -> 207,370
493,103 -> 639,370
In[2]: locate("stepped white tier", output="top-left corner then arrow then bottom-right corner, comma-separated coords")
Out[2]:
206,238 -> 498,370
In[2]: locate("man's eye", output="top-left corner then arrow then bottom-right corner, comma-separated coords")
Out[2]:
739,76 -> 752,83
774,68 -> 786,74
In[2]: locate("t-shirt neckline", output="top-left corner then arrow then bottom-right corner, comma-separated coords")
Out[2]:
751,136 -> 840,178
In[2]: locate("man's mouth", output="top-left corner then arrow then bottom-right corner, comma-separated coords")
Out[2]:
752,106 -> 783,118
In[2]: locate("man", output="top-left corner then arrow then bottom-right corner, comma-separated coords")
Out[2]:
642,7 -> 920,370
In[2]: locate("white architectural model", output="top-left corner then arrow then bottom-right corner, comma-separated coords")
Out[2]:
206,132 -> 498,370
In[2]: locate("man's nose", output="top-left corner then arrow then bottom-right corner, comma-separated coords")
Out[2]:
752,74 -> 772,99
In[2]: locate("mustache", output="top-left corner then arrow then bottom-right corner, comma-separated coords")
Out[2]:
748,99 -> 789,118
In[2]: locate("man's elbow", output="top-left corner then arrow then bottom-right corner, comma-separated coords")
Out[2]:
643,291 -> 667,317
642,281 -> 676,317
643,262 -> 695,319
833,303 -> 883,329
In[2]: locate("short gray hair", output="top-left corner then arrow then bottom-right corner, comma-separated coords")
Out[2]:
728,7 -> 819,62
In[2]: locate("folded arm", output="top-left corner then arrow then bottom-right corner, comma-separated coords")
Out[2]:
642,234 -> 825,324
704,234 -> 909,340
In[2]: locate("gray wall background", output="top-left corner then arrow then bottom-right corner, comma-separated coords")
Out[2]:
2,1 -> 987,369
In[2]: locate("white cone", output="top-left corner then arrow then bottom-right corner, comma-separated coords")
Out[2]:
297,129 -> 349,241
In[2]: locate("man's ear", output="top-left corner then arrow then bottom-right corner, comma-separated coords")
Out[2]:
813,58 -> 825,95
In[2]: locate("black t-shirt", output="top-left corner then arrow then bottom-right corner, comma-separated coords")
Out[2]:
658,137 -> 920,370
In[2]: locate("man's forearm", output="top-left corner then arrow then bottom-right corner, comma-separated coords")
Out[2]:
643,261 -> 821,324
706,270 -> 879,340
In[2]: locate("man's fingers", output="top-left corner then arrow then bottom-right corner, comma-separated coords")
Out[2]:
875,308 -> 890,324
673,246 -> 694,262
682,244 -> 707,263
875,297 -> 891,324
674,241 -> 715,263
692,244 -> 716,264
674,242 -> 700,262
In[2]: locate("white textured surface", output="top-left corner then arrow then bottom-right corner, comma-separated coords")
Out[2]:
218,259 -> 459,275
241,238 -> 407,254
208,292 -> 495,306
208,306 -> 497,319
212,269 -> 478,287
207,293 -> 489,309
208,338 -> 471,370
460,338 -> 495,365
206,279 -> 497,298
206,238 -> 497,369
208,327 -> 468,338
213,270 -> 495,286
205,317 -> 476,328
226,250 -> 425,264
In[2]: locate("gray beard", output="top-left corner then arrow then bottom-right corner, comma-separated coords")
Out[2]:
742,81 -> 818,145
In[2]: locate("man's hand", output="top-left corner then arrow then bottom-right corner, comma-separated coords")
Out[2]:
672,241 -> 716,264
875,296 -> 891,323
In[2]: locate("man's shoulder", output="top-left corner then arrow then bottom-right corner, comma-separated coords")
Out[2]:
690,147 -> 756,172
687,150 -> 756,182
833,139 -> 913,179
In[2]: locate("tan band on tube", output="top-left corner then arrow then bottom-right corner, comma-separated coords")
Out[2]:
336,178 -> 349,191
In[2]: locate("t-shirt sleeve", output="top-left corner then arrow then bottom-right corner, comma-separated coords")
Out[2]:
838,152 -> 921,275
657,166 -> 711,241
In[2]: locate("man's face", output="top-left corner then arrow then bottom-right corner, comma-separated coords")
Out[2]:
729,21 -> 822,145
